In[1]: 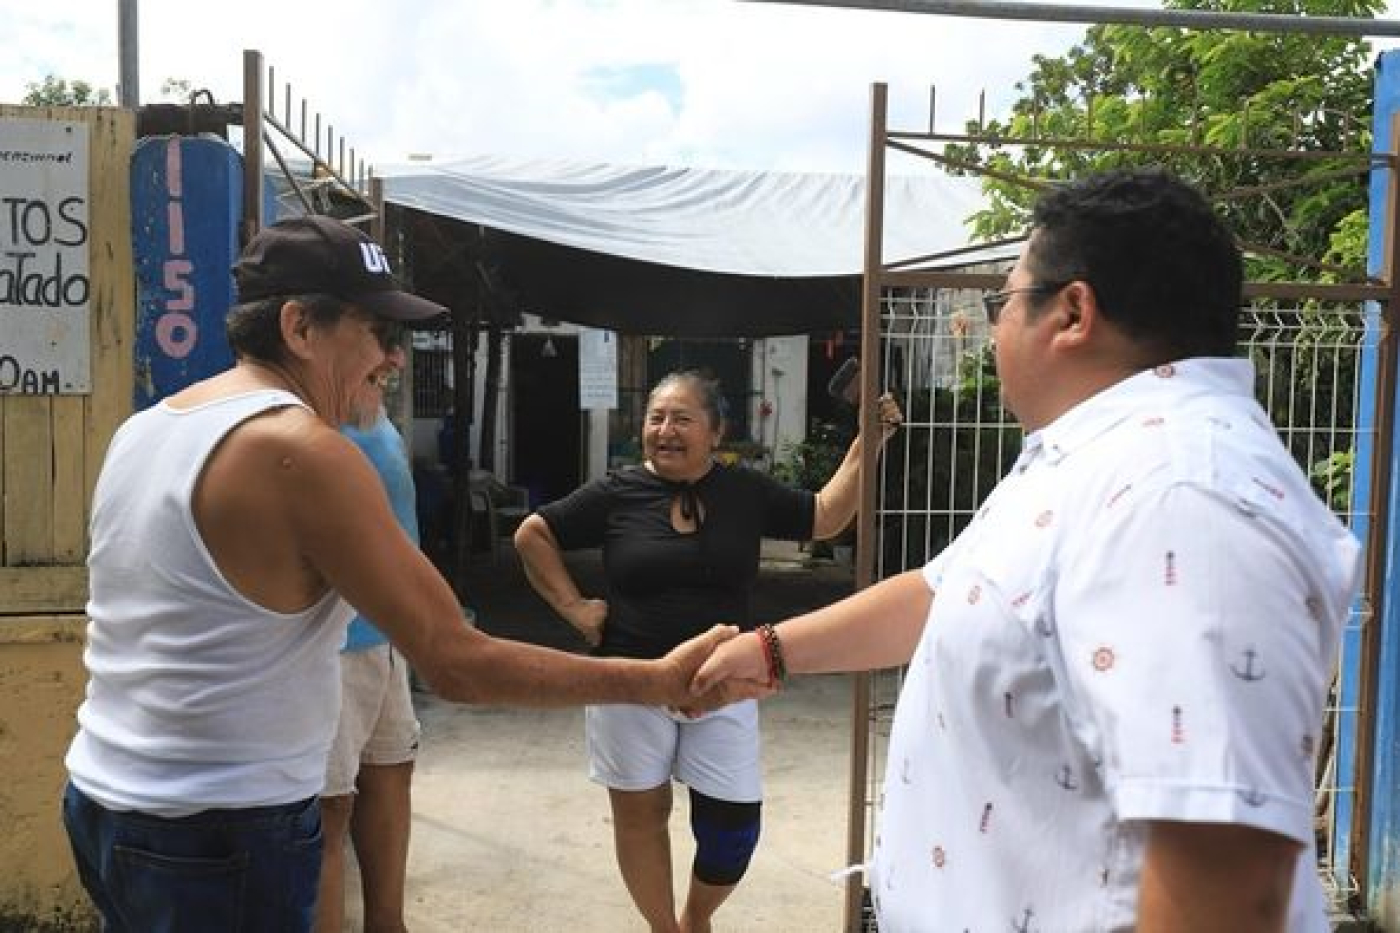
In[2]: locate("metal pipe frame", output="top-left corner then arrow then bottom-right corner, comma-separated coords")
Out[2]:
876,268 -> 1390,303
238,50 -> 378,240
261,109 -> 374,212
742,0 -> 1400,38
1347,111 -> 1400,914
117,0 -> 139,108
261,134 -> 316,218
890,131 -> 1383,286
241,50 -> 265,242
890,131 -> 1389,166
845,80 -> 889,933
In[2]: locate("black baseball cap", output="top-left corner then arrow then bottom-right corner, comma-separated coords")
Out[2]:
233,214 -> 448,324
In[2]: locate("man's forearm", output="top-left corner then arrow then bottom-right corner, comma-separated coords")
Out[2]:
426,627 -> 669,707
779,569 -> 932,674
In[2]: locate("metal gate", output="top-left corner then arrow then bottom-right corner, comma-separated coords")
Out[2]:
845,82 -> 1394,929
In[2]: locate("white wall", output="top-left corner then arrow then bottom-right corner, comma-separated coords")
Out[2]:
751,336 -> 809,466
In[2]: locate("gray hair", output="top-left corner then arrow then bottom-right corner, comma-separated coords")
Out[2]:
224,292 -> 348,363
648,369 -> 727,431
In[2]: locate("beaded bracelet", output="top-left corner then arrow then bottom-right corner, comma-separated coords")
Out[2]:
756,627 -> 777,687
757,623 -> 787,685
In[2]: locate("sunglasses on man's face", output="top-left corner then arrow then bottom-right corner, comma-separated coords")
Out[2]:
369,318 -> 407,351
982,281 -> 1071,325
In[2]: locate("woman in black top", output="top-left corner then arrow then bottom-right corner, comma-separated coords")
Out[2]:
514,369 -> 899,933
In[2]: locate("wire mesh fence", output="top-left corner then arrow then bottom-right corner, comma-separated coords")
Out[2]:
860,289 -> 1372,924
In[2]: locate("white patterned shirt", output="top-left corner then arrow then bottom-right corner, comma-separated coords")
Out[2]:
871,358 -> 1361,932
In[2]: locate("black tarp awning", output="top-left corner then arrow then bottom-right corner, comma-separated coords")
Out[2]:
488,228 -> 860,337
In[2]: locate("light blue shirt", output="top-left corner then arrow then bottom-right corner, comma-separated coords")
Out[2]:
341,413 -> 420,652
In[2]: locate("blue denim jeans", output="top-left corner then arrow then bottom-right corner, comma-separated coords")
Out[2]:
62,782 -> 323,932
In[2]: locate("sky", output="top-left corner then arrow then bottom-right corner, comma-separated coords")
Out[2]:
4,0 -> 1400,176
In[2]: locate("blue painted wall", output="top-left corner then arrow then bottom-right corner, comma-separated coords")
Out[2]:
130,136 -> 241,409
1362,48 -> 1400,926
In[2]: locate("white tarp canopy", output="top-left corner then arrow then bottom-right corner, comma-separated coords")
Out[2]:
374,155 -> 1008,336
378,155 -> 991,278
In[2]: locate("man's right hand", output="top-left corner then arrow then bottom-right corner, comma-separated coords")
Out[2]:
561,598 -> 607,648
652,624 -> 750,708
662,626 -> 776,716
678,628 -> 778,716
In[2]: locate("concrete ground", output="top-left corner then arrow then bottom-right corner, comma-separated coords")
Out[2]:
347,542 -> 862,932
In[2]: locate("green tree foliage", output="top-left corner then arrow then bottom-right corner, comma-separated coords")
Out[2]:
772,422 -> 847,558
773,420 -> 851,493
946,0 -> 1381,280
21,74 -> 113,107
941,0 -> 1382,508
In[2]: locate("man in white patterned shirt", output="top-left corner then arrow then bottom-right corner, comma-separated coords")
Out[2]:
693,168 -> 1361,932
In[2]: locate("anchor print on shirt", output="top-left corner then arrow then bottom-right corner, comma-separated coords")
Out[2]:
1238,787 -> 1268,807
1012,907 -> 1041,933
1054,765 -> 1079,792
1251,475 -> 1286,501
1230,646 -> 1267,682
1106,482 -> 1133,509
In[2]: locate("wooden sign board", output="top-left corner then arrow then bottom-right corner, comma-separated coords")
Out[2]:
0,117 -> 92,395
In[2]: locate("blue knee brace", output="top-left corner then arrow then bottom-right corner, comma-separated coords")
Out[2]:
688,789 -> 762,887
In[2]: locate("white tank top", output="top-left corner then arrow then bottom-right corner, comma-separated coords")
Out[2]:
66,389 -> 354,815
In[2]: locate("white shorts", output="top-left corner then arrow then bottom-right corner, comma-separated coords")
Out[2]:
323,644 -> 421,797
585,700 -> 761,803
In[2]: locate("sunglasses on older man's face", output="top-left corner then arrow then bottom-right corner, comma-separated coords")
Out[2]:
369,318 -> 407,351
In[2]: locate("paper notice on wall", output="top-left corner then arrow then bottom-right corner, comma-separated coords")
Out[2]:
0,118 -> 91,394
579,327 -> 617,410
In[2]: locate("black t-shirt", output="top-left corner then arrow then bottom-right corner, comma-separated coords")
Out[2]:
538,464 -> 815,659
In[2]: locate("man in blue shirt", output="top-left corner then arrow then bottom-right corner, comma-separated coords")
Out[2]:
315,342 -> 420,933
